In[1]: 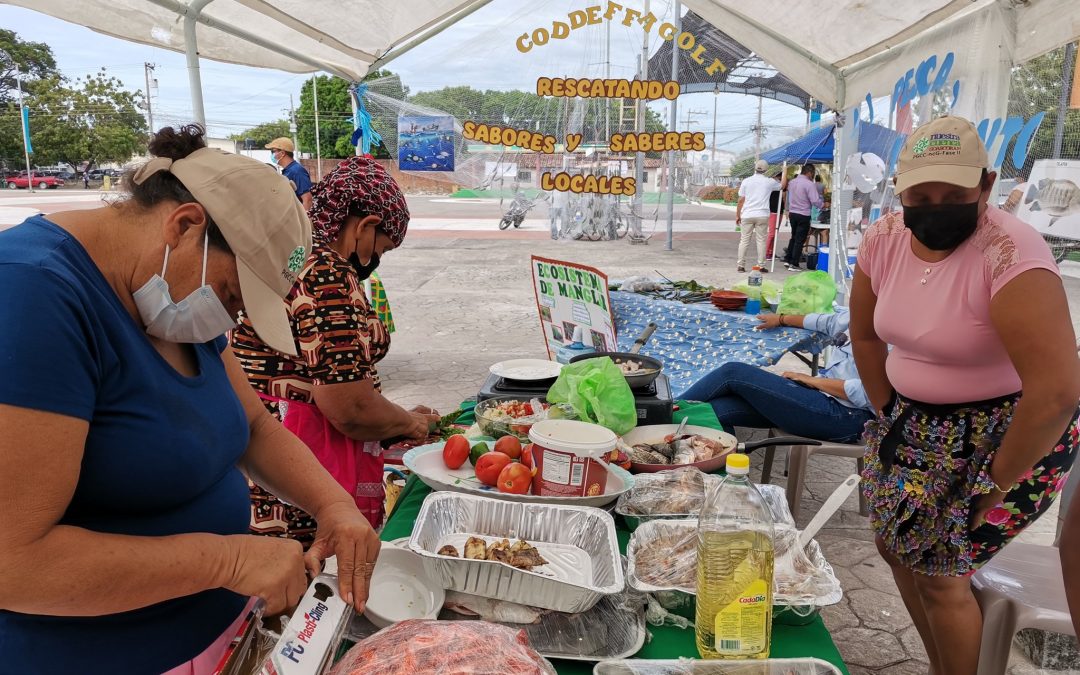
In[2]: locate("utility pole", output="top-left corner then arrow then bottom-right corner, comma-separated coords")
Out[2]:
683,109 -> 707,131
630,0 -> 650,243
605,18 -> 611,142
313,77 -> 322,180
143,63 -> 156,132
665,0 -> 681,251
15,63 -> 33,192
752,96 -> 765,159
289,94 -> 299,156
712,90 -> 719,164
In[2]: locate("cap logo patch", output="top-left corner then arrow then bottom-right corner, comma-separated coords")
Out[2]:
287,245 -> 306,273
913,133 -> 961,157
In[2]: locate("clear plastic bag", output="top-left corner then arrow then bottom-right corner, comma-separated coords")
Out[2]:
615,467 -> 713,518
328,620 -> 556,675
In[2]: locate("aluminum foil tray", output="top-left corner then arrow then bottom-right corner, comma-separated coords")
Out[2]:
625,519 -> 842,608
409,492 -> 624,613
593,657 -> 843,674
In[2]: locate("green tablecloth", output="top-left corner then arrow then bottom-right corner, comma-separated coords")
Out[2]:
381,401 -> 849,675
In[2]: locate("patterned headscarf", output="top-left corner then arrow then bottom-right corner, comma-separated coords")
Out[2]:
308,156 -> 410,246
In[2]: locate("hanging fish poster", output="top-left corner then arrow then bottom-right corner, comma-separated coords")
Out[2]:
398,115 -> 455,171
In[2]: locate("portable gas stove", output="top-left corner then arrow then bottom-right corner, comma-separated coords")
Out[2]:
476,371 -> 674,426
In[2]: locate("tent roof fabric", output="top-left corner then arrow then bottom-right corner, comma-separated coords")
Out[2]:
6,0 -> 1078,108
761,122 -> 904,165
2,0 -> 490,82
647,10 -> 811,109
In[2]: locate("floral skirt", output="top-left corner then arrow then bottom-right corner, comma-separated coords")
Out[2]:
861,392 -> 1078,577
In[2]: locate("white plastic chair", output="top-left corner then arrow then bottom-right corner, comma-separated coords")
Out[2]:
760,431 -> 868,521
971,465 -> 1080,675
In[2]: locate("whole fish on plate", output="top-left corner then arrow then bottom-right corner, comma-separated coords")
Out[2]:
443,591 -> 546,624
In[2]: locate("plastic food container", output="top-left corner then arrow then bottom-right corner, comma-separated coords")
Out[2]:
529,419 -> 617,498
474,397 -> 577,441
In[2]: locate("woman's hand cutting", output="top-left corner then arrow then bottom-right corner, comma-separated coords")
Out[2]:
304,500 -> 381,612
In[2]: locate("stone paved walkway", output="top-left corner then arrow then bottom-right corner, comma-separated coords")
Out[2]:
376,228 -> 1080,674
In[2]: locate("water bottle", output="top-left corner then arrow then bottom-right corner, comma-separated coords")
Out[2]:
745,267 -> 763,314
696,453 -> 775,659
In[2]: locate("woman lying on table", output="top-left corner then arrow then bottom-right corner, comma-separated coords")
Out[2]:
0,126 -> 379,674
681,307 -> 875,444
232,156 -> 438,539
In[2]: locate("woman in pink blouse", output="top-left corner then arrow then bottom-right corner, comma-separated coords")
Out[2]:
850,116 -> 1080,675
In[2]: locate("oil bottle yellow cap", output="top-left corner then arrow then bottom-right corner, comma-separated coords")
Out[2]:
726,453 -> 750,473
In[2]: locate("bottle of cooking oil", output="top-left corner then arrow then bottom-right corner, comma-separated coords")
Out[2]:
696,453 -> 775,659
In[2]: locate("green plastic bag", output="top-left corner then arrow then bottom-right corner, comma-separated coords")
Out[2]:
777,270 -> 836,315
546,357 -> 637,435
732,279 -> 781,302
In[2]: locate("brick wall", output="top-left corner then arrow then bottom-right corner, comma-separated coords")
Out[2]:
298,158 -> 456,195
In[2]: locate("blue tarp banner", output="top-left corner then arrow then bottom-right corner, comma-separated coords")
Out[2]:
21,106 -> 32,154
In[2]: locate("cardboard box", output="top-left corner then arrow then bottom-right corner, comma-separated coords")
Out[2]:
258,575 -> 353,675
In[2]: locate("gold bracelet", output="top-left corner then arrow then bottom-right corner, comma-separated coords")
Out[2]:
993,478 -> 1011,493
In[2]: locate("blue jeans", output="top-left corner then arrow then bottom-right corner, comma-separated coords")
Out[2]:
681,362 -> 873,444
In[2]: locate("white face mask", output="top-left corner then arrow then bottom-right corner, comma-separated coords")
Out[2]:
132,232 -> 238,344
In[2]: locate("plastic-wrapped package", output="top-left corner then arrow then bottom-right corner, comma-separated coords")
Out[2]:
593,657 -> 844,674
615,469 -> 794,531
626,519 -> 842,608
328,620 -> 556,675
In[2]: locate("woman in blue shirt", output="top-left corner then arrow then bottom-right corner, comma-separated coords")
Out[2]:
0,126 -> 380,674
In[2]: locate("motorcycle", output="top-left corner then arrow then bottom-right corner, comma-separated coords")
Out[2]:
499,192 -> 538,230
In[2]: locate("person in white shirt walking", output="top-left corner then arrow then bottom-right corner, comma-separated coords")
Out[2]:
735,160 -> 786,273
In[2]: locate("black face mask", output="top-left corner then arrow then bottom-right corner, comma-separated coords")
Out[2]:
349,251 -> 381,280
902,201 -> 980,251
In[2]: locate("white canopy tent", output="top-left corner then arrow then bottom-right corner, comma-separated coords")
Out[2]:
8,0 -> 1080,284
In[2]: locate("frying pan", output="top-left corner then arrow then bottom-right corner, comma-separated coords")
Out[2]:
569,323 -> 662,390
621,424 -> 821,473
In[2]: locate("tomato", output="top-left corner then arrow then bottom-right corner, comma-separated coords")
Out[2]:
442,434 -> 470,470
494,435 -> 522,460
475,452 -> 512,486
520,443 -> 535,470
497,462 -> 533,494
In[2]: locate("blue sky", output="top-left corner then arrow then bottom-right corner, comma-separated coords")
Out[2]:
0,0 -> 808,153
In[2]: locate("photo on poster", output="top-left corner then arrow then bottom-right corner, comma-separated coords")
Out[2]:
562,321 -> 576,342
398,115 -> 455,171
551,325 -> 564,342
590,330 -> 609,352
540,306 -> 552,322
1015,160 -> 1080,241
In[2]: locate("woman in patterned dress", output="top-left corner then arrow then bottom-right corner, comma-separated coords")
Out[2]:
851,116 -> 1080,675
232,157 -> 438,543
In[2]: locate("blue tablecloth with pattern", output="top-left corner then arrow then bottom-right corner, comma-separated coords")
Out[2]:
611,291 -> 830,397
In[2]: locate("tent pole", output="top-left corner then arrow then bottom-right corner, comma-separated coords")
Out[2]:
769,160 -> 787,273
370,0 -> 496,72
183,0 -> 215,128
350,86 -> 361,157
665,0 -> 681,252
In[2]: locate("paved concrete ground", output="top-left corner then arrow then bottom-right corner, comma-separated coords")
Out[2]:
5,190 -> 1080,672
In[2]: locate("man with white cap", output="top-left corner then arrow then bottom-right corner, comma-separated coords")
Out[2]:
267,136 -> 314,209
0,125 -> 380,674
735,159 -> 784,273
851,115 -> 1080,675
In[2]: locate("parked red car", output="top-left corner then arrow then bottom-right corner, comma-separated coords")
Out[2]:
6,173 -> 63,189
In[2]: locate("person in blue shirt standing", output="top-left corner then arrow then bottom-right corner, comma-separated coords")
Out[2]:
267,136 -> 313,210
681,307 -> 874,443
0,125 -> 380,675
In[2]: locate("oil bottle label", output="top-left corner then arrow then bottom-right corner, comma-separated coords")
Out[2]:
713,578 -> 769,655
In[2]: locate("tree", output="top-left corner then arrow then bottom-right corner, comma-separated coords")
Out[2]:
18,70 -> 146,169
1005,43 -> 1080,178
296,69 -> 404,160
231,119 -> 291,150
0,29 -> 58,103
